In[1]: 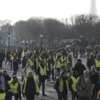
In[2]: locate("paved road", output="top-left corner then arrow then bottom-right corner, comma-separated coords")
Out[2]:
1,57 -> 87,100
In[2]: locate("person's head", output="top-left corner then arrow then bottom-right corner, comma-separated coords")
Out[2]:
2,70 -> 7,76
84,70 -> 89,78
77,59 -> 82,64
27,71 -> 33,78
91,65 -> 96,72
73,70 -> 78,77
11,75 -> 18,83
67,61 -> 71,67
89,55 -> 93,59
61,70 -> 67,77
0,80 -> 2,89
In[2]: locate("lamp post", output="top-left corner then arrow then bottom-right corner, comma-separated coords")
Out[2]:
40,33 -> 43,50
80,35 -> 83,46
8,33 -> 10,48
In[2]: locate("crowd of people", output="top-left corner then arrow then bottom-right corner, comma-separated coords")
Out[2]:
0,46 -> 100,100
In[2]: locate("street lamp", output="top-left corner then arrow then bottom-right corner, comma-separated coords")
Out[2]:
80,35 -> 83,46
40,33 -> 43,50
8,33 -> 10,48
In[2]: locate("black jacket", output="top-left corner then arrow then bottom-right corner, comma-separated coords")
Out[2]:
89,71 -> 99,84
74,63 -> 86,77
0,52 -> 5,61
12,59 -> 19,70
55,76 -> 68,94
36,64 -> 47,80
92,83 -> 100,100
87,58 -> 94,68
22,77 -> 39,96
0,72 -> 11,88
22,57 -> 27,68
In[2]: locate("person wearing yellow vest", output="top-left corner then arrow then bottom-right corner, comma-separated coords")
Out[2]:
95,55 -> 100,74
0,80 -> 7,100
54,54 -> 61,80
21,63 -> 33,78
10,52 -> 13,69
54,70 -> 69,100
29,56 -> 34,69
37,60 -> 47,96
69,71 -> 78,100
46,57 -> 53,83
60,54 -> 66,70
33,54 -> 39,72
65,61 -> 73,78
22,71 -> 39,100
73,51 -> 78,63
8,76 -> 21,100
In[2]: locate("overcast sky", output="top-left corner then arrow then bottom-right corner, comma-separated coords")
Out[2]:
0,0 -> 99,24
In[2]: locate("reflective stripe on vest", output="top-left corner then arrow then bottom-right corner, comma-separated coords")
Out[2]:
23,77 -> 39,93
59,77 -> 69,92
95,59 -> 100,67
9,81 -> 19,94
70,76 -> 77,92
40,65 -> 46,76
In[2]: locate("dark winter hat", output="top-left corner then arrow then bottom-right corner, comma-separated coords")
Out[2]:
77,59 -> 82,62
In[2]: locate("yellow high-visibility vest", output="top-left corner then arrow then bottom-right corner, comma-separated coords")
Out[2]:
70,76 -> 77,92
9,81 -> 19,94
58,77 -> 69,92
0,89 -> 6,100
23,77 -> 39,94
60,57 -> 66,66
10,54 -> 13,60
95,59 -> 100,67
40,65 -> 46,76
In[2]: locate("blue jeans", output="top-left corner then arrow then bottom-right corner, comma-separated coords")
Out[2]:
58,93 -> 68,100
13,70 -> 18,76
